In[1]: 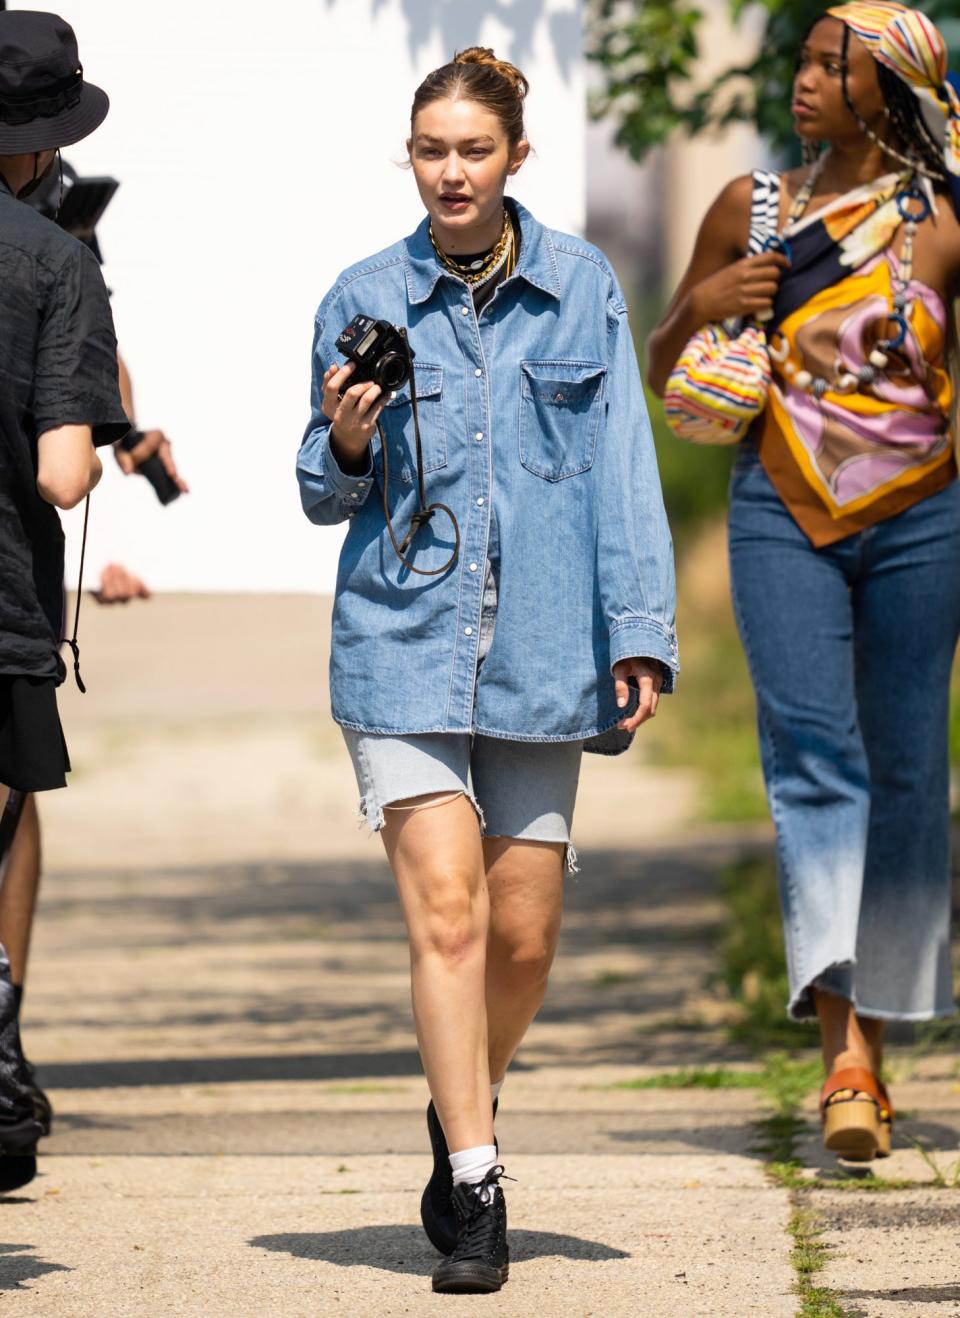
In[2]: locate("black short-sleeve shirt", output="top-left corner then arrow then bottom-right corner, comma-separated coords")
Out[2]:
0,175 -> 129,681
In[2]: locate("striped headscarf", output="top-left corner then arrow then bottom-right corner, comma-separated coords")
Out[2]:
827,3 -> 960,194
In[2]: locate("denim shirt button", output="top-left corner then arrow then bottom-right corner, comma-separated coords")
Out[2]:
474,368 -> 483,377
464,627 -> 473,636
461,306 -> 470,316
476,497 -> 485,506
475,432 -> 484,442
469,562 -> 478,572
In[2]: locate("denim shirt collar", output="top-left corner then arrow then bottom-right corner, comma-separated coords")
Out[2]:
403,198 -> 562,306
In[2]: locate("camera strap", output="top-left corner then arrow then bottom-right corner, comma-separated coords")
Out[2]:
60,494 -> 89,693
377,329 -> 460,576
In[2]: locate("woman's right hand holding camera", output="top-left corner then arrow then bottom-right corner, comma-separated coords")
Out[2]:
690,250 -> 790,324
322,363 -> 386,470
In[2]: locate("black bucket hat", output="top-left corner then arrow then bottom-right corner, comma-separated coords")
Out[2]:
0,10 -> 108,154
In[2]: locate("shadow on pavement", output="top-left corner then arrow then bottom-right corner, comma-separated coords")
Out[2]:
797,1118 -> 960,1176
841,1284 -> 960,1304
0,1242 -> 71,1290
250,1225 -> 629,1274
38,1049 -> 426,1089
816,1196 -> 960,1231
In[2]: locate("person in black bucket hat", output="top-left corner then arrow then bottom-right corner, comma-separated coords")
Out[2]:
0,8 -> 128,1197
0,8 -> 108,158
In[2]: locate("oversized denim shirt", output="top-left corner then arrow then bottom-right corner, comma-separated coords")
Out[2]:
297,201 -> 678,753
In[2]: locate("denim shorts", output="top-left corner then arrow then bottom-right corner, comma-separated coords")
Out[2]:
342,728 -> 583,870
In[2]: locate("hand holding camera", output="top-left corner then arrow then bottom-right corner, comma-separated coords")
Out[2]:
323,315 -> 416,468
322,362 -> 385,467
115,428 -> 187,504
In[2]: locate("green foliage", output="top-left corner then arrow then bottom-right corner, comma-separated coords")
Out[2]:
718,856 -> 820,1046
587,0 -> 960,160
586,0 -> 704,159
646,388 -> 735,551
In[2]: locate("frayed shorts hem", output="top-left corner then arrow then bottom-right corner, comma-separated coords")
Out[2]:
345,729 -> 582,873
356,790 -> 581,875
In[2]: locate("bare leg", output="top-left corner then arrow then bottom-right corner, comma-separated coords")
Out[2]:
815,988 -> 885,1076
0,794 -> 41,987
484,838 -> 564,1084
381,793 -> 494,1154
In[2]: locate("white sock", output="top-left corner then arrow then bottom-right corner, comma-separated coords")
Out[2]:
491,1078 -> 504,1103
449,1144 -> 498,1200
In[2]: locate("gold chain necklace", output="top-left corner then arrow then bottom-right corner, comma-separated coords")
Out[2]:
429,210 -> 513,287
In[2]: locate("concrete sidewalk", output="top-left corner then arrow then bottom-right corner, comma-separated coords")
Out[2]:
3,595 -> 958,1315
11,842 -> 795,1317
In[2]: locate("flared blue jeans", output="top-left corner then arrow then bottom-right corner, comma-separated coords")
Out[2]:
728,443 -> 960,1021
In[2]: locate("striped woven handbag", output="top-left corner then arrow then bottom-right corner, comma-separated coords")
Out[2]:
663,320 -> 771,446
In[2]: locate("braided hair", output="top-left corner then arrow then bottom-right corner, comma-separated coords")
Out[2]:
838,23 -> 947,182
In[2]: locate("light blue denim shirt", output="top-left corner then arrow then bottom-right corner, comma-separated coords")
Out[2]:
297,201 -> 678,753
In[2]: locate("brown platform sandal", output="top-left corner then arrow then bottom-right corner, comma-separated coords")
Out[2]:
820,1067 -> 887,1162
875,1078 -> 894,1158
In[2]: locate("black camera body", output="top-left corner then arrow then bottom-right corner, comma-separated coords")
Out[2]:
118,430 -> 181,506
335,315 -> 413,394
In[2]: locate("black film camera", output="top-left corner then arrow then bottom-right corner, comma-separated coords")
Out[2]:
335,315 -> 414,394
117,429 -> 181,506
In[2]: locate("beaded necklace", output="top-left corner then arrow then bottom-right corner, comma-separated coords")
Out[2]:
429,209 -> 516,291
767,154 -> 930,398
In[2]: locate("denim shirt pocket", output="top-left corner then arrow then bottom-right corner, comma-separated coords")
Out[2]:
375,363 -> 447,487
519,361 -> 607,481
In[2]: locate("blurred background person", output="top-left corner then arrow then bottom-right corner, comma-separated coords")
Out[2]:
0,74 -> 189,1145
0,8 -> 129,1189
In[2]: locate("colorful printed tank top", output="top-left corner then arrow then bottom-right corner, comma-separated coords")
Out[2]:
748,169 -> 956,547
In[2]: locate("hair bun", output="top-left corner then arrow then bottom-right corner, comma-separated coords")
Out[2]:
454,46 -> 529,100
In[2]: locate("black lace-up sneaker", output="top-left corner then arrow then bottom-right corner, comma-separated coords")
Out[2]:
431,1166 -> 509,1294
20,1057 -> 52,1137
420,1098 -> 498,1255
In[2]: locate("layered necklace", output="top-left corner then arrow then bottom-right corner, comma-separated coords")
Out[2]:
429,209 -> 516,291
768,153 -> 930,398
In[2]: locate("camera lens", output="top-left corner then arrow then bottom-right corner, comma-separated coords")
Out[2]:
378,354 -> 409,392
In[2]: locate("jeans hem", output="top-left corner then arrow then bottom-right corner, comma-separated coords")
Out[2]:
789,966 -> 956,1023
789,961 -> 854,1021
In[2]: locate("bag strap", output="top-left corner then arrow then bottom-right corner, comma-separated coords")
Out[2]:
747,169 -> 781,255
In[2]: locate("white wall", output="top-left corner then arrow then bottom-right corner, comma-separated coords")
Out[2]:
36,0 -> 584,592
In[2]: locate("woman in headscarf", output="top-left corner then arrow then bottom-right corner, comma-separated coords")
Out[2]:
649,2 -> 960,1162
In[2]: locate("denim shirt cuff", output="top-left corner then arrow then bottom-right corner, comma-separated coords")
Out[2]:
325,434 -> 374,513
609,617 -> 679,694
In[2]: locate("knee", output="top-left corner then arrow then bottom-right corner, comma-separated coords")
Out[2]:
410,873 -> 486,966
491,927 -> 556,987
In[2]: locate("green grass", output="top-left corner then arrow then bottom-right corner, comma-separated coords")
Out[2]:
717,857 -> 820,1049
591,970 -> 639,988
907,1138 -> 960,1189
611,1067 -> 763,1091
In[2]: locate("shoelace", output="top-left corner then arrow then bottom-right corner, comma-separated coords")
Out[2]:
450,1165 -> 514,1260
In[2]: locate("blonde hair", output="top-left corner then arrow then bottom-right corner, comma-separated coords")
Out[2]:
411,47 -> 529,148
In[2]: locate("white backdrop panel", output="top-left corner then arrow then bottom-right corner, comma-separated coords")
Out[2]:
25,0 -> 584,592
